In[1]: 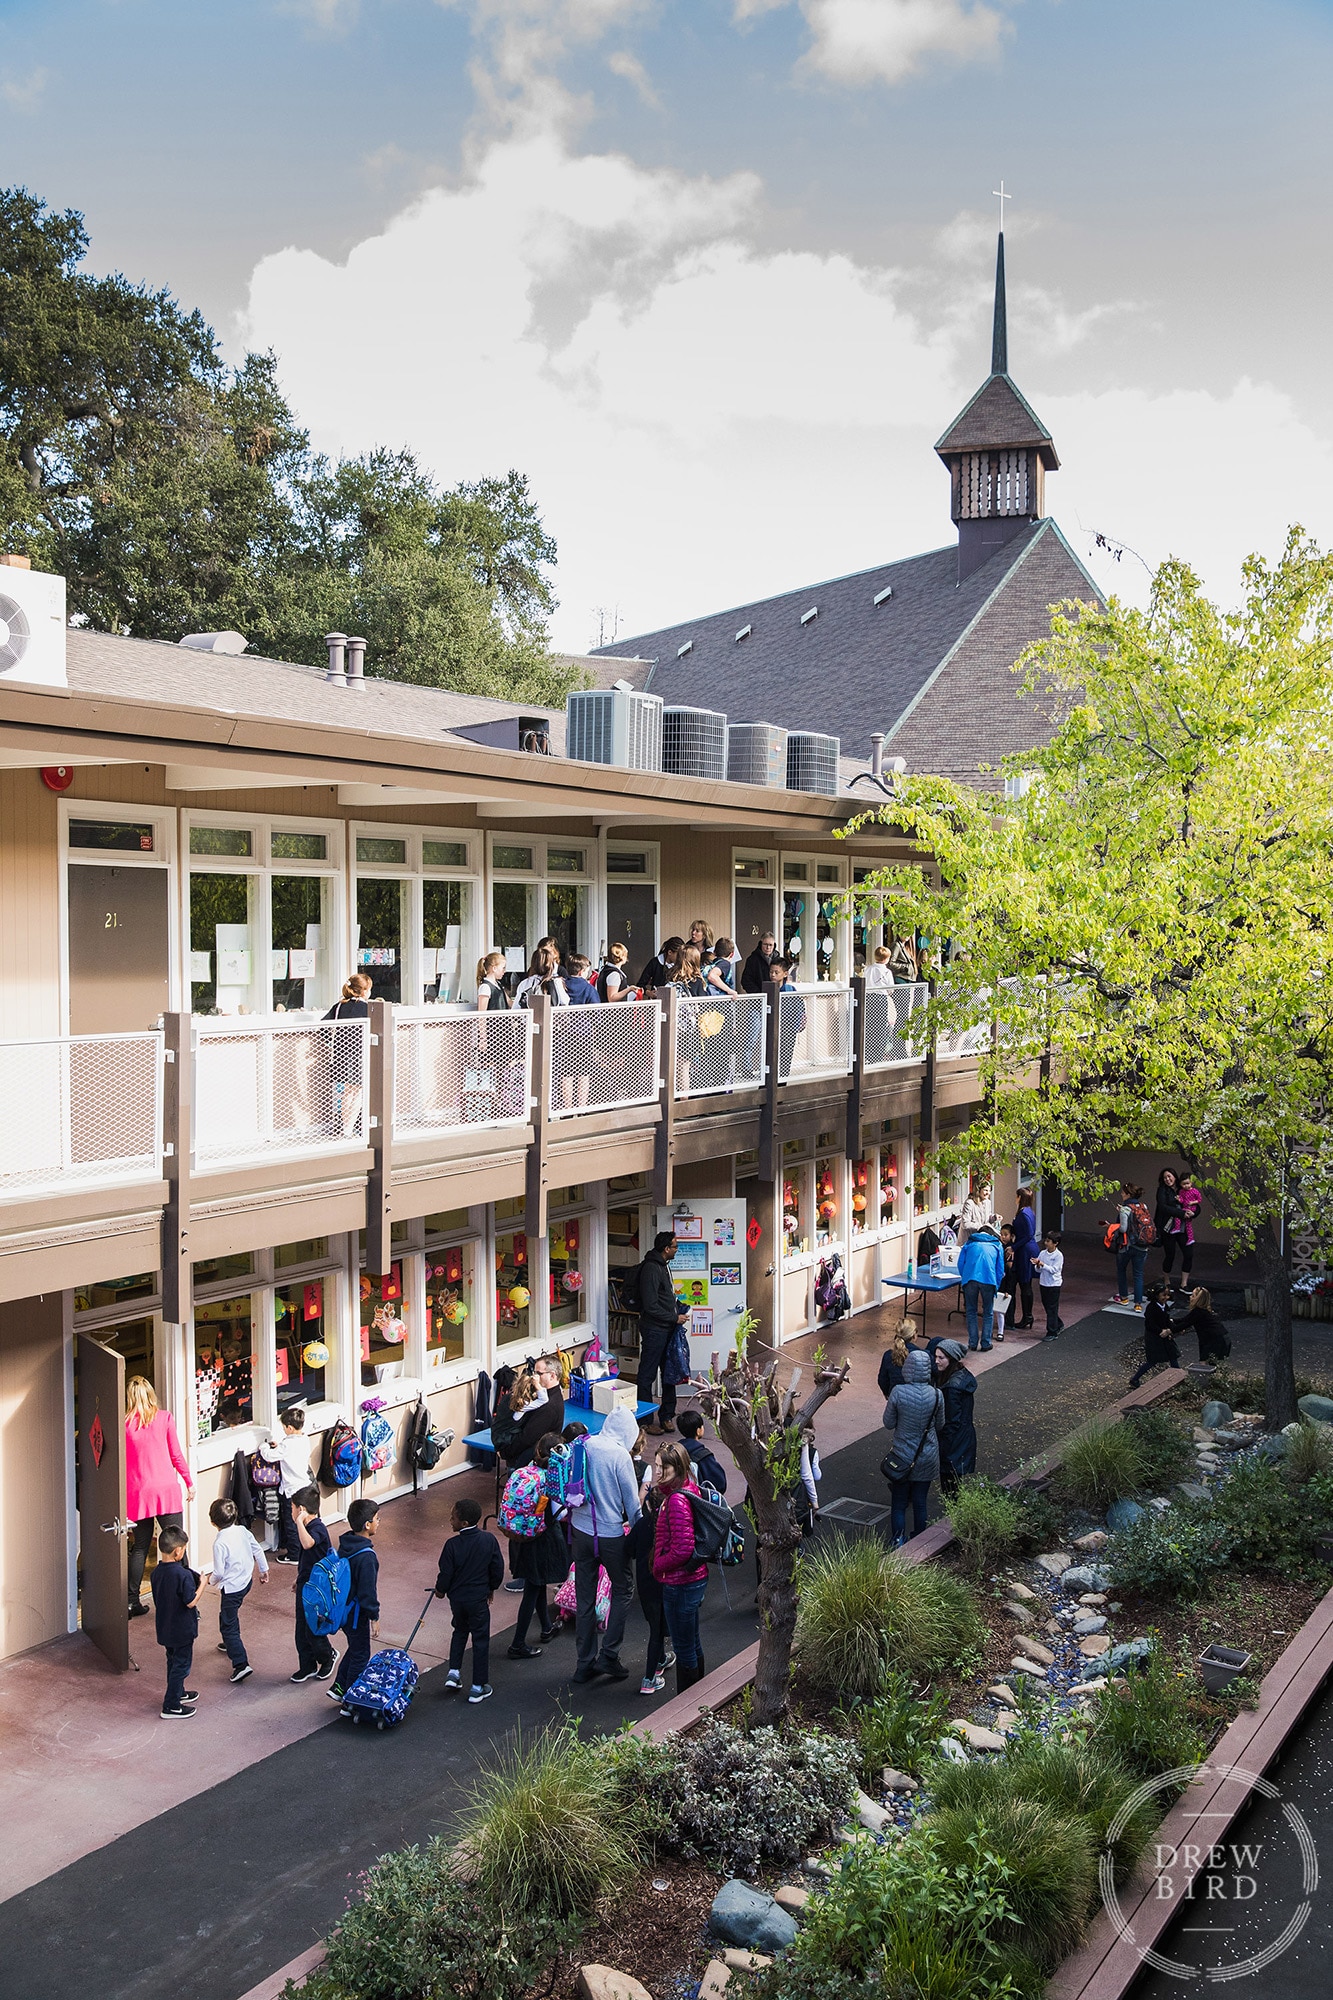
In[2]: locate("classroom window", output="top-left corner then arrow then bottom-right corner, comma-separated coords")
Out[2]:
357,836 -> 407,866
356,877 -> 404,1005
735,856 -> 770,882
782,1168 -> 807,1260
360,1266 -> 409,1384
69,819 -> 155,853
190,869 -> 258,1014
851,1158 -> 872,1234
423,878 -> 470,1003
271,831 -> 327,861
74,1271 -> 157,1311
274,1238 -> 329,1269
190,826 -> 253,857
424,839 -> 469,869
425,1243 -> 473,1365
193,1251 -> 255,1286
193,1295 -> 253,1437
276,1279 -> 330,1411
815,1157 -> 839,1248
271,873 -> 332,1012
495,1225 -> 531,1346
548,1213 -> 587,1330
881,1146 -> 901,1224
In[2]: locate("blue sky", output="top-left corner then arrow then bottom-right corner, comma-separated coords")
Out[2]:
4,0 -> 1333,651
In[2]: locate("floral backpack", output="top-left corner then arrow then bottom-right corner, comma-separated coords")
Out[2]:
359,1399 -> 395,1477
500,1463 -> 548,1537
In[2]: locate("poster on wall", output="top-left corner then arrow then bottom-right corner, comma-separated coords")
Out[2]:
656,1198 -> 749,1374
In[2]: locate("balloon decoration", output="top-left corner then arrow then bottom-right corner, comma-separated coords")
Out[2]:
789,935 -> 802,957
562,1270 -> 584,1293
302,1339 -> 330,1370
852,1190 -> 867,1213
374,1306 -> 407,1344
508,1284 -> 531,1310
443,1298 -> 468,1325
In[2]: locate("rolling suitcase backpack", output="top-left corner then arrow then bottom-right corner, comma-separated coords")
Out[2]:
340,1588 -> 436,1731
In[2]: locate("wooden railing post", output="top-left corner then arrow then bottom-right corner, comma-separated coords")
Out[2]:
845,974 -> 866,1160
160,1011 -> 193,1326
653,989 -> 678,1207
525,996 -> 552,1241
758,991 -> 781,1182
366,999 -> 395,1277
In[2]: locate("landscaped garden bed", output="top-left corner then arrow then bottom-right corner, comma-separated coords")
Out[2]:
284,1371 -> 1333,2000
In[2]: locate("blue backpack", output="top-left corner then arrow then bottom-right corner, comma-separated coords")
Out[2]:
361,1406 -> 395,1476
302,1549 -> 355,1635
563,1435 -> 590,1509
543,1442 -> 573,1508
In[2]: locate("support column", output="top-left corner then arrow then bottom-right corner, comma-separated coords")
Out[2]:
160,1011 -> 193,1326
653,988 -> 679,1206
366,999 -> 395,1277
845,973 -> 866,1160
758,992 -> 781,1182
525,997 -> 552,1242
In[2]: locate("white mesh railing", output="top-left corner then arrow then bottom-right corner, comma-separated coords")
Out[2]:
194,1017 -> 369,1166
395,1008 -> 532,1134
0,1032 -> 162,1197
862,982 -> 928,1070
778,987 -> 854,1084
548,1000 -> 661,1117
673,992 -> 768,1099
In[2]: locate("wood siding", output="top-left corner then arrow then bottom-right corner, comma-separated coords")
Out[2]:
0,770 -> 60,1039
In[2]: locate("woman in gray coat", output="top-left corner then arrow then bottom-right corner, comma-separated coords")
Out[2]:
881,1347 -> 944,1546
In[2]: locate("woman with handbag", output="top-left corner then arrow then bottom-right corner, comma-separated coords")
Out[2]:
880,1348 -> 943,1545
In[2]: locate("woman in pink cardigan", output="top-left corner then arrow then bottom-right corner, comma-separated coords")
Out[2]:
651,1441 -> 708,1691
125,1377 -> 194,1618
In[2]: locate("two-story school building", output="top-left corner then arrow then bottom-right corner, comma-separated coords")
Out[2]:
0,597 -> 1004,1668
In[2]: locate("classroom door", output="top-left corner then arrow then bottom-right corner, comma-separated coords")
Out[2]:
734,885 -> 777,957
67,864 -> 170,1033
606,885 -> 656,966
77,1335 -> 130,1672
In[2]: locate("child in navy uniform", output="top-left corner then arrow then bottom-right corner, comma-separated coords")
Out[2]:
329,1498 -> 380,1700
435,1496 -> 504,1703
289,1483 -> 337,1683
153,1524 -> 203,1718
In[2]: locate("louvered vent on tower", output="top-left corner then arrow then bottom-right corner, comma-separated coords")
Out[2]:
663,705 -> 728,781
786,731 -> 840,797
727,722 -> 788,788
566,687 -> 664,771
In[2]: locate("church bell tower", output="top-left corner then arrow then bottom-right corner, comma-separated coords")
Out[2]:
935,230 -> 1060,582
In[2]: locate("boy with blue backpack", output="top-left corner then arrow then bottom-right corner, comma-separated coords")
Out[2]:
289,1485 -> 337,1684
328,1498 -> 380,1701
434,1495 -> 504,1702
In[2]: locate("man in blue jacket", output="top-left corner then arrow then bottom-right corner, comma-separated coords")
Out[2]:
957,1225 -> 1005,1353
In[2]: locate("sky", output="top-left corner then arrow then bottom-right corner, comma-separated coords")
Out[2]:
4,0 -> 1333,654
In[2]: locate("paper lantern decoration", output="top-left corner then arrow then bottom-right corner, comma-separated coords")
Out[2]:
376,1310 -> 407,1344
446,1249 -> 463,1284
783,1213 -> 799,1235
359,1274 -> 372,1300
444,1298 -> 468,1324
565,1220 -> 579,1254
302,1339 -> 330,1370
513,1233 -> 528,1267
508,1284 -> 530,1309
818,1199 -> 836,1220
562,1270 -> 584,1293
789,935 -> 802,957
852,1190 -> 867,1212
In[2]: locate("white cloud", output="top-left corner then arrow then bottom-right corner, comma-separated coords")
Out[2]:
1,66 -> 48,112
736,0 -> 1013,84
606,47 -> 660,107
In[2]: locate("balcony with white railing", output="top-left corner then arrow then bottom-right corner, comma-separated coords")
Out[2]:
193,1016 -> 370,1169
394,1007 -> 533,1137
777,987 -> 855,1085
673,992 -> 768,1101
548,1000 -> 662,1118
0,1031 -> 163,1201
862,982 -> 929,1072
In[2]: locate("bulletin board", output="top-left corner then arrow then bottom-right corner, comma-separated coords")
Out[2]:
655,1199 -> 750,1376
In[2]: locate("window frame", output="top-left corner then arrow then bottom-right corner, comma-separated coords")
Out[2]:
179,805 -> 344,1018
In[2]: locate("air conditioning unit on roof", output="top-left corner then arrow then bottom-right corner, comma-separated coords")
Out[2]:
787,730 -> 841,797
727,721 -> 788,788
0,561 -> 66,687
566,687 -> 663,771
663,705 -> 728,781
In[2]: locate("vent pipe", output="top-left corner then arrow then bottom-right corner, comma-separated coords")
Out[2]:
346,636 -> 366,687
325,632 -> 347,686
870,731 -> 885,781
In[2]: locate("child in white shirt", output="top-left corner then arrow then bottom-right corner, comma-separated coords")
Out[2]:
205,1498 -> 268,1682
1035,1233 -> 1064,1341
259,1406 -> 314,1563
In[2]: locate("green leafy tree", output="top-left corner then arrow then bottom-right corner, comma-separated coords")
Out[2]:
850,531 -> 1333,1428
0,186 -> 579,705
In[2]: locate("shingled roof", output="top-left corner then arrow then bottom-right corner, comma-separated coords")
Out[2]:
934,373 -> 1060,466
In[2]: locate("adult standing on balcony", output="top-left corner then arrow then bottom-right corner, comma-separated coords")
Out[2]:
324,973 -> 372,1136
125,1377 -> 195,1619
740,931 -> 777,992
638,1231 -> 689,1435
1010,1187 -> 1038,1330
686,918 -> 715,968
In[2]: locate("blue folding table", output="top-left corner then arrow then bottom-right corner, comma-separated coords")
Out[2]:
881,1270 -> 963,1340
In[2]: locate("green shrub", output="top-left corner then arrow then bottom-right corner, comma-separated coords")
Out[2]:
458,1724 -> 643,1920
1089,1654 -> 1205,1781
1122,1407 -> 1194,1491
291,1841 -> 575,2000
929,1741 -> 1160,1886
1284,1420 -> 1333,1485
1107,1506 -> 1237,1598
837,1673 -> 953,1785
1208,1453 -> 1313,1571
759,1822 -> 1039,2000
932,1795 -> 1098,1968
608,1716 -> 857,1870
945,1476 -> 1024,1574
795,1535 -> 984,1694
1059,1416 -> 1144,1507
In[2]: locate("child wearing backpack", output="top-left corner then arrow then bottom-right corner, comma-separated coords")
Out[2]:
204,1497 -> 268,1683
289,1484 -> 338,1683
651,1440 -> 708,1692
434,1495 -> 504,1701
329,1499 -> 380,1702
503,1433 -> 569,1661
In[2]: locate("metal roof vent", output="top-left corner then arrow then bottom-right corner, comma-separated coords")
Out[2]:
727,721 -> 787,788
800,606 -> 818,625
676,640 -> 693,659
787,730 -> 840,797
180,630 -> 248,654
873,585 -> 893,606
663,705 -> 728,781
734,623 -> 752,642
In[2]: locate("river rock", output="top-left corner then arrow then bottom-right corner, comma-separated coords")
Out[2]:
1257,1436 -> 1287,1464
881,1768 -> 919,1793
1299,1395 -> 1333,1426
1011,1656 -> 1047,1678
774,1886 -> 810,1917
723,1950 -> 774,1972
1079,1634 -> 1112,1657
1061,1565 -> 1110,1593
1072,1531 -> 1110,1553
1007,1580 -> 1040,1602
1036,1552 -> 1073,1575
710,1882 -> 797,1953
1073,1614 -> 1108,1636
1176,1480 -> 1213,1500
699,1964 -> 732,2000
1081,1636 -> 1152,1679
1106,1499 -> 1146,1533
578,1970 -> 653,2000
1200,1399 -> 1233,1429
995,1709 -> 1019,1733
987,1683 -> 1018,1705
938,1733 -> 969,1763
1014,1633 -> 1056,1665
1004,1602 -> 1035,1625
857,1791 -> 891,1834
1078,1592 -> 1108,1606
953,1720 -> 1007,1751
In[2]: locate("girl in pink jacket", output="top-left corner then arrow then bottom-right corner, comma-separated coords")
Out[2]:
652,1441 -> 708,1691
125,1377 -> 194,1618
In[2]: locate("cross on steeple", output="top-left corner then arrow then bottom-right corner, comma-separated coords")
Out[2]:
993,180 -> 1011,230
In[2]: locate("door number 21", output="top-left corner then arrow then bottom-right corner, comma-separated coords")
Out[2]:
104,911 -> 121,928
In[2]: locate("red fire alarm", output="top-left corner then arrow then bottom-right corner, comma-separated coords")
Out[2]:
41,767 -> 74,793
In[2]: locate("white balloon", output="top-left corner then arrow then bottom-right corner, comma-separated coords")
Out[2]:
789,935 -> 802,957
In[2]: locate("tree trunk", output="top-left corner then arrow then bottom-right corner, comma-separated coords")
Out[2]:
1252,1217 -> 1297,1429
751,1502 -> 803,1729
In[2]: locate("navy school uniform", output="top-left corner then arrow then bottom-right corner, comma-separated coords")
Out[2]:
435,1526 -> 505,1686
153,1559 -> 200,1713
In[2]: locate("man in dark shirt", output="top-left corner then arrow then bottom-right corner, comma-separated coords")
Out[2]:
637,1231 -> 689,1433
290,1483 -> 337,1683
330,1498 -> 381,1700
510,1355 -> 566,1467
740,932 -> 777,993
152,1525 -> 203,1718
435,1496 -> 505,1701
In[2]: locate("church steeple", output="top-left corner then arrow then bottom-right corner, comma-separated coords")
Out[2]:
934,226 -> 1059,582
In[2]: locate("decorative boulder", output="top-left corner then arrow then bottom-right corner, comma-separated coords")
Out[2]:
938,1733 -> 970,1763
1072,1531 -> 1110,1552
1299,1395 -> 1333,1426
1073,1614 -> 1108,1636
1013,1633 -> 1056,1665
1106,1499 -> 1146,1534
710,1881 -> 797,1954
1257,1436 -> 1287,1463
1081,1636 -> 1152,1679
1036,1552 -> 1073,1575
577,1970 -> 653,2000
1176,1480 -> 1213,1500
1061,1565 -> 1110,1594
1200,1400 -> 1233,1430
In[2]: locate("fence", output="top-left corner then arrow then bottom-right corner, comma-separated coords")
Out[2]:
0,1032 -> 162,1198
394,1008 -> 532,1134
194,1017 -> 370,1167
673,992 -> 768,1100
862,982 -> 928,1070
547,1000 -> 662,1117
777,987 -> 854,1084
